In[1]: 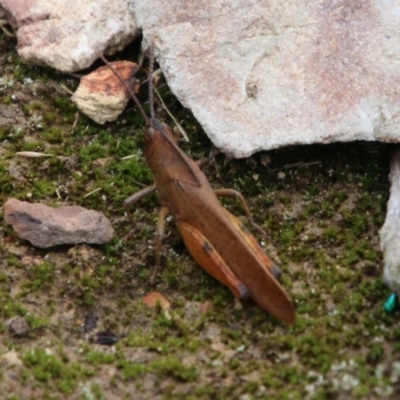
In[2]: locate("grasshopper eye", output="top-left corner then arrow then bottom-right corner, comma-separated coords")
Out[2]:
148,127 -> 155,138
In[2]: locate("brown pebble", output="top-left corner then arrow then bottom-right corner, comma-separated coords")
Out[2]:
4,198 -> 114,248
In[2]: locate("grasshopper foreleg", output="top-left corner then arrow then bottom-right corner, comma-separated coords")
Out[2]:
150,206 -> 170,285
124,186 -> 171,285
124,184 -> 157,226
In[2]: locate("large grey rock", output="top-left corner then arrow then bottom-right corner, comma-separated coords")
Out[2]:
380,150 -> 400,295
0,0 -> 137,72
133,0 -> 400,157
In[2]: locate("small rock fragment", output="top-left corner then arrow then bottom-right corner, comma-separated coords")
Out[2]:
200,300 -> 213,314
183,301 -> 202,322
0,351 -> 23,366
142,292 -> 171,310
72,61 -> 140,124
7,316 -> 30,337
0,104 -> 26,131
89,330 -> 121,346
82,311 -> 99,333
4,198 -> 114,248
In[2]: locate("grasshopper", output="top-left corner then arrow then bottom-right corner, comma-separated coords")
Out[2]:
99,48 -> 296,325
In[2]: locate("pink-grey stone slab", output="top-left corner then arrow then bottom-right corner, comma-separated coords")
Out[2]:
4,198 -> 114,248
133,0 -> 400,157
0,0 -> 137,73
380,149 -> 400,296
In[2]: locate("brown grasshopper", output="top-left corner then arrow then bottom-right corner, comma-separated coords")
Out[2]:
99,48 -> 296,325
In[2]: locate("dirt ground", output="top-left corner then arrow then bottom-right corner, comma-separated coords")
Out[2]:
1,34 -> 400,400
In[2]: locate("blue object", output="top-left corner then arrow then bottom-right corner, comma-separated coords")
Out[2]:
384,293 -> 399,313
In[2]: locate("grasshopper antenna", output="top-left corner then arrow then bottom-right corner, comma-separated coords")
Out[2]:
148,40 -> 156,120
96,52 -> 149,124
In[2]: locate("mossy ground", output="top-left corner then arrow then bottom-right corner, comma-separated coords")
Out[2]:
1,34 -> 399,400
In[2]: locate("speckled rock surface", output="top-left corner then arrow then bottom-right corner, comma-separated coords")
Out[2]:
133,0 -> 400,157
0,0 -> 138,72
380,149 -> 400,295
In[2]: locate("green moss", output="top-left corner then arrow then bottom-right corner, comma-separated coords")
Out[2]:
88,383 -> 105,400
117,355 -> 198,382
0,288 -> 28,318
21,141 -> 43,151
153,356 -> 198,382
0,272 -> 8,283
322,226 -> 342,241
29,102 -> 44,111
117,359 -> 147,380
3,94 -> 12,104
85,350 -> 116,365
20,103 -> 31,116
52,96 -> 77,120
42,126 -> 64,143
22,348 -> 94,394
31,178 -> 56,197
25,314 -> 49,332
229,357 -> 240,370
12,62 -> 27,81
22,261 -> 56,292
7,255 -> 23,268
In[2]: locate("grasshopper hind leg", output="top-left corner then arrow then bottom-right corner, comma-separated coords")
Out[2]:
177,221 -> 250,301
213,188 -> 284,281
213,188 -> 266,236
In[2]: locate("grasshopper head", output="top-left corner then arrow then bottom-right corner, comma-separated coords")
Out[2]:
147,117 -> 175,142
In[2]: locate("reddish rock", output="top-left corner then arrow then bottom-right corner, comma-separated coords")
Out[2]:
72,61 -> 140,124
142,292 -> 171,310
4,198 -> 114,248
